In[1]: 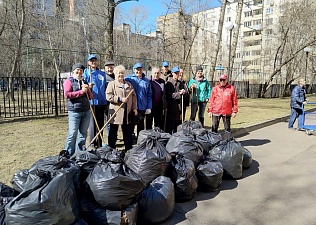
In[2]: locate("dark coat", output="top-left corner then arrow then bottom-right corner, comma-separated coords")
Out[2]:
290,85 -> 306,109
165,78 -> 188,120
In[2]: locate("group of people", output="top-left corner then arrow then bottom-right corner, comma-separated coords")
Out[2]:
63,56 -> 239,156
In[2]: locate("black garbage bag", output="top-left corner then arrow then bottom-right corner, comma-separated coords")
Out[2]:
0,183 -> 15,225
191,128 -> 222,154
71,149 -> 100,182
209,138 -> 244,179
10,169 -> 29,193
5,170 -> 79,225
125,136 -> 171,185
166,130 -> 203,166
0,182 -> 16,198
72,217 -> 88,225
85,162 -> 145,210
138,176 -> 175,224
196,156 -> 223,192
137,127 -> 171,146
242,147 -> 253,168
96,146 -> 124,163
177,120 -> 202,132
79,193 -> 138,225
1,197 -> 13,225
166,154 -> 198,202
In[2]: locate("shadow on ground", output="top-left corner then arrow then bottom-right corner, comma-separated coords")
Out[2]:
239,139 -> 271,146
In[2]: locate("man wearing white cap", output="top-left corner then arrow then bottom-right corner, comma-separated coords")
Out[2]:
207,74 -> 238,133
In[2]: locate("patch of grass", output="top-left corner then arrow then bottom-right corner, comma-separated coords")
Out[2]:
1,95 -> 316,185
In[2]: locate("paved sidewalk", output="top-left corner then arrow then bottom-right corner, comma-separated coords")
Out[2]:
161,122 -> 316,225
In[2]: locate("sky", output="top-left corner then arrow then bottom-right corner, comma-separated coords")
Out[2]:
117,0 -> 222,34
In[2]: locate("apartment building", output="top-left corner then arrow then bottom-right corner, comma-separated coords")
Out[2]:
190,0 -> 284,82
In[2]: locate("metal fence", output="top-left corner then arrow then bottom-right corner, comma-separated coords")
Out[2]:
1,76 -> 316,118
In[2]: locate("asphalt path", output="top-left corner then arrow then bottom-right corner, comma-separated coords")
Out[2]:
160,122 -> 316,225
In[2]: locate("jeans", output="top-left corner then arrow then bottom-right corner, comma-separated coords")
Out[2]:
65,110 -> 92,156
190,102 -> 207,126
288,107 -> 303,129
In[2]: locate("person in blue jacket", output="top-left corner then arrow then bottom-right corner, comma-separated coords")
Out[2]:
83,54 -> 107,148
188,66 -> 211,127
288,78 -> 307,131
125,62 -> 152,136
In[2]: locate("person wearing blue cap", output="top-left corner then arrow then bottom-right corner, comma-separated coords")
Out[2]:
125,62 -> 152,136
188,65 -> 211,127
164,66 -> 188,134
83,54 -> 107,148
161,61 -> 172,81
63,63 -> 93,156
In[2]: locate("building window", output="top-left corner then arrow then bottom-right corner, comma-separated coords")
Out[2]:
244,21 -> 252,27
266,18 -> 273,25
244,11 -> 252,17
253,9 -> 262,15
266,7 -> 273,14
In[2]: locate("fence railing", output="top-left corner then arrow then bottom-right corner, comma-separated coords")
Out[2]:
1,76 -> 315,118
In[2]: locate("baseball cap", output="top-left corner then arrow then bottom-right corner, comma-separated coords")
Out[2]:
162,61 -> 169,67
104,61 -> 115,66
133,63 -> 143,70
219,74 -> 228,80
171,66 -> 180,73
87,54 -> 97,61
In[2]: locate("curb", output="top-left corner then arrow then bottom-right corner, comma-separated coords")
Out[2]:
232,115 -> 289,138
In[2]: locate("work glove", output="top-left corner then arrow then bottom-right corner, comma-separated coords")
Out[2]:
145,109 -> 151,114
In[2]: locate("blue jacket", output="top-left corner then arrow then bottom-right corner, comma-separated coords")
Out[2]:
290,85 -> 306,109
125,73 -> 152,110
83,69 -> 107,105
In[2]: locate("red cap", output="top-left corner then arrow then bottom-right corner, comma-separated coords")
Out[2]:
219,74 -> 228,80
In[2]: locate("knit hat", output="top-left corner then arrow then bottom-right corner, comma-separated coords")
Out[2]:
196,66 -> 203,72
72,63 -> 85,72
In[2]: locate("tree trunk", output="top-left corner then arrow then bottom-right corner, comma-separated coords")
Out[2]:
104,0 -> 115,61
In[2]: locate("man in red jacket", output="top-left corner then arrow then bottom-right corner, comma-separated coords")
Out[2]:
207,74 -> 238,133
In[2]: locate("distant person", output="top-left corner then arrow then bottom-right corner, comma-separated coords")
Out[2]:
106,65 -> 138,151
179,68 -> 190,121
64,63 -> 93,156
125,63 -> 152,136
165,66 -> 188,134
188,66 -> 211,127
104,60 -> 115,83
83,54 -> 107,148
288,78 -> 307,131
161,61 -> 172,82
146,67 -> 165,130
208,74 -> 238,133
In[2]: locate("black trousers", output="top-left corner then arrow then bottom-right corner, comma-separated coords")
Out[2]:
108,120 -> 134,151
212,115 -> 231,133
135,110 -> 146,136
165,119 -> 181,135
146,107 -> 164,130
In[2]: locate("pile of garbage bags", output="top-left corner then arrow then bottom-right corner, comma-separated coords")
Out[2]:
1,120 -> 253,225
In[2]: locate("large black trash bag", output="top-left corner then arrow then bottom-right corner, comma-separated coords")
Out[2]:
79,192 -> 138,225
96,146 -> 124,163
191,128 -> 222,154
209,138 -> 244,179
166,154 -> 198,202
1,197 -> 13,225
138,176 -> 175,224
0,183 -> 15,225
125,136 -> 171,185
242,147 -> 253,169
5,170 -> 79,225
0,182 -> 16,198
166,129 -> 203,166
85,162 -> 145,210
177,120 -> 202,132
196,156 -> 223,192
137,127 -> 171,146
71,149 -> 100,182
10,169 -> 29,193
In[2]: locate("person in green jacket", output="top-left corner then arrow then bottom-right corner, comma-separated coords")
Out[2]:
188,66 -> 212,127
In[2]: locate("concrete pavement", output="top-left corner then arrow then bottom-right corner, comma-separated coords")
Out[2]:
161,121 -> 316,225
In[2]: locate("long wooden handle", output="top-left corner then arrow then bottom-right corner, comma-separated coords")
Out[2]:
88,89 -> 134,147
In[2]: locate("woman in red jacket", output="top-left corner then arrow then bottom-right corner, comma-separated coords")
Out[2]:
207,74 -> 238,133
